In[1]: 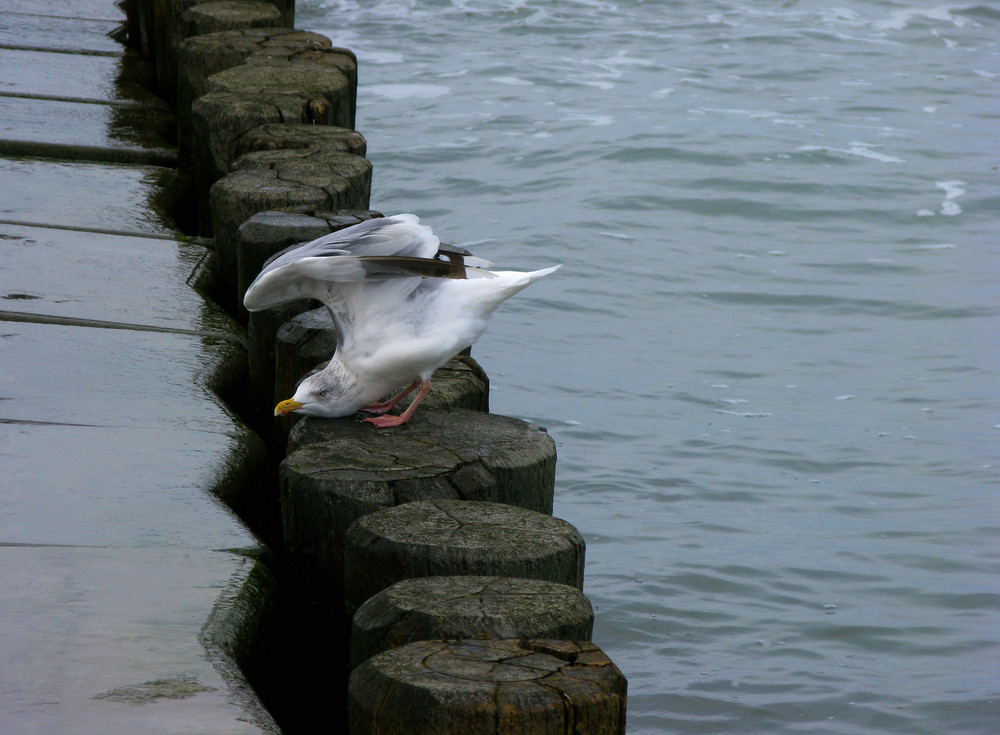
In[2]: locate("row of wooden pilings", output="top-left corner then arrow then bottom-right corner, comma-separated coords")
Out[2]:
124,2 -> 627,732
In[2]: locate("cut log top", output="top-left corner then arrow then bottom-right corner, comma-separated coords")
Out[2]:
350,575 -> 594,669
349,498 -> 580,553
343,499 -> 585,616
349,639 -> 627,735
288,404 -> 549,460
283,408 -> 555,512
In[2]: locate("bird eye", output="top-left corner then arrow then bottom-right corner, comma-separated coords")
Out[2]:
319,389 -> 328,397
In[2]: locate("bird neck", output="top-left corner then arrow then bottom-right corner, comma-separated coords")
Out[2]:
321,353 -> 384,409
322,353 -> 360,391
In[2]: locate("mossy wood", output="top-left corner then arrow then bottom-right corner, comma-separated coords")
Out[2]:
177,28 -> 332,164
350,576 -> 594,670
180,1 -> 283,40
348,639 -> 627,735
204,56 -> 352,128
281,418 -> 557,602
343,499 -> 579,617
151,0 -> 295,102
208,149 -> 372,313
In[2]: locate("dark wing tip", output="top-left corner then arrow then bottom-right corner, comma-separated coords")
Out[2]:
358,255 -> 486,280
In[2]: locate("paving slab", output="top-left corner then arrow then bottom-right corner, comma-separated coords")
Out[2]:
0,96 -> 174,157
0,223 -> 231,333
0,47 -> 164,106
3,1 -> 124,22
0,157 -> 177,235
1,546 -> 274,735
0,322 -> 252,544
0,316 -> 276,734
0,11 -> 124,54
0,293 -> 275,734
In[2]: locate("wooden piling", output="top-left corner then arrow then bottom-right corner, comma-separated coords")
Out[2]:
343,499 -> 580,619
177,28 -> 332,166
350,576 -> 594,671
349,639 -> 627,735
281,418 -> 557,600
150,0 -> 295,103
208,148 -> 372,312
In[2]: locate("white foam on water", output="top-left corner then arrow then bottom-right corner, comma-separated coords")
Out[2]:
367,83 -> 451,100
566,113 -> 614,126
935,180 -> 966,216
362,49 -> 405,65
797,142 -> 905,163
570,79 -> 616,90
871,7 -> 970,31
491,76 -> 534,86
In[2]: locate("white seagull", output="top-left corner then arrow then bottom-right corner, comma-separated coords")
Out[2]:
243,214 -> 560,427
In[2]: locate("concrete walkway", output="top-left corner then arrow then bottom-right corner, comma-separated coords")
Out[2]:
1,3 -> 275,733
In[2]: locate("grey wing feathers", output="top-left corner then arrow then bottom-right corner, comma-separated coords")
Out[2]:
258,214 -> 435,272
243,214 -> 494,312
244,214 -> 436,311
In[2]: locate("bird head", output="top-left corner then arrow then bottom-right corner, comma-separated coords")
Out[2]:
274,372 -> 359,418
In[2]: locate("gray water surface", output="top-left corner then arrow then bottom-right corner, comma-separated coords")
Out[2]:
300,2 -> 999,732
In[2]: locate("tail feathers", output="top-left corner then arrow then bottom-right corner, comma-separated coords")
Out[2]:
480,264 -> 560,309
528,264 -> 562,279
505,264 -> 562,289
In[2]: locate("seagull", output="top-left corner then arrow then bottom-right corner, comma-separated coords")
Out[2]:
243,214 -> 560,427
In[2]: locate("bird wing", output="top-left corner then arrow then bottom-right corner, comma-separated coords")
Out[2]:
243,214 -> 495,351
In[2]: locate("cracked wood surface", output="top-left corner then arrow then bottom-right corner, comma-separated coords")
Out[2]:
350,575 -> 594,670
348,639 -> 626,735
279,410 -> 556,603
343,499 -> 583,617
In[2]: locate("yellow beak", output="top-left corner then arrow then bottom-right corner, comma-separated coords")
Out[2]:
274,399 -> 305,416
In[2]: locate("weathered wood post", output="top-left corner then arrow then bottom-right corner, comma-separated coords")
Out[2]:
280,416 -> 556,607
350,576 -> 594,670
208,148 -> 372,313
120,2 -> 631,733
177,28 -> 333,166
349,639 -> 627,734
343,499 -> 582,619
151,0 -> 295,103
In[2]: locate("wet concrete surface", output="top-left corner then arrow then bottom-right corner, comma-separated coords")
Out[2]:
0,13 -> 123,55
0,158 -> 179,234
3,547 -> 266,735
0,223 -> 231,332
0,47 -> 165,105
1,3 -> 276,733
0,96 -> 174,155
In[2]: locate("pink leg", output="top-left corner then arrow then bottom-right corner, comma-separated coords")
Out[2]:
360,380 -> 420,415
364,381 -> 432,428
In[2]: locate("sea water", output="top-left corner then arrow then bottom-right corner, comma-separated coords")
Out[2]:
299,2 -> 999,732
